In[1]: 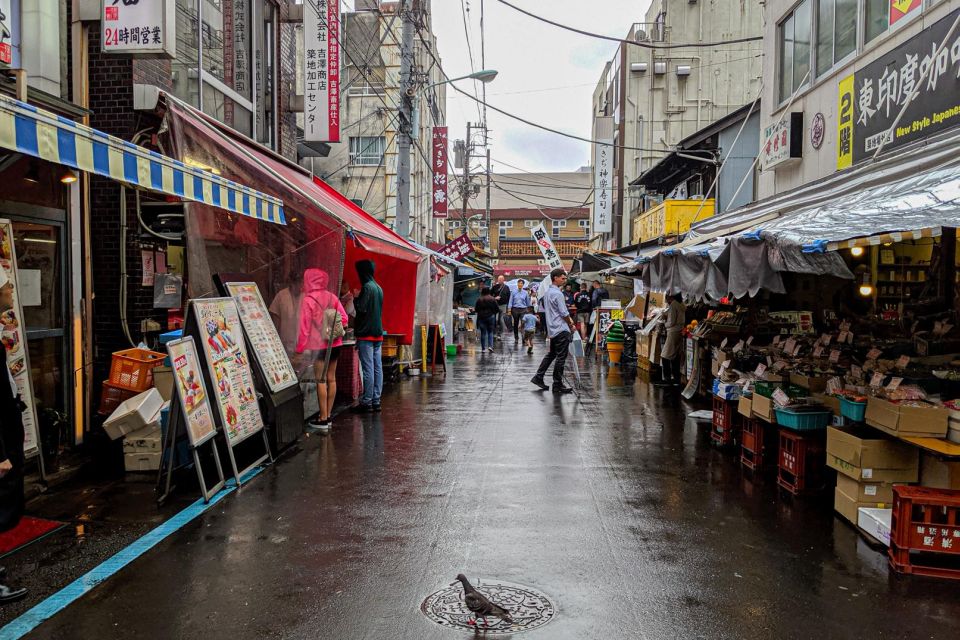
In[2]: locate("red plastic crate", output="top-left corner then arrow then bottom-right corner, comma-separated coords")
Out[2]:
777,428 -> 826,495
98,380 -> 139,416
741,418 -> 776,471
108,347 -> 166,392
889,485 -> 960,580
711,396 -> 741,447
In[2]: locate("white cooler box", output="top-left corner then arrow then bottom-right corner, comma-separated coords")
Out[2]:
857,507 -> 892,547
103,388 -> 164,440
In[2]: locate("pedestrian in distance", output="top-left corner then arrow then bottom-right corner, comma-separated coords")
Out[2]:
591,280 -> 609,310
563,284 -> 575,308
521,307 -> 538,355
657,293 -> 686,387
295,269 -> 347,432
573,283 -> 592,340
508,279 -> 531,344
0,269 -> 27,604
490,276 -> 511,338
474,287 -> 499,353
531,269 -> 577,394
353,259 -> 385,413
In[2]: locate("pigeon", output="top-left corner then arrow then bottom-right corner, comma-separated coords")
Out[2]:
451,574 -> 513,628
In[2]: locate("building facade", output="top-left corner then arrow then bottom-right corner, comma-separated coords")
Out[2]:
448,171 -> 593,278
757,0 -> 959,199
591,0 -> 763,247
306,0 -> 447,246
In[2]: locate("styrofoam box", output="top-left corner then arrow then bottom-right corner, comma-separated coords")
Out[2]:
124,452 -> 162,472
103,388 -> 164,440
122,423 -> 163,454
857,507 -> 892,547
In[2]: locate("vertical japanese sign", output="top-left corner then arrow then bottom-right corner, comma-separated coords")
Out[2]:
0,0 -> 19,67
304,0 -> 341,143
592,139 -> 613,233
101,0 -> 175,57
234,0 -> 249,97
890,0 -> 921,27
437,233 -> 475,261
432,127 -> 449,218
531,223 -> 563,271
0,220 -> 39,458
837,74 -> 854,170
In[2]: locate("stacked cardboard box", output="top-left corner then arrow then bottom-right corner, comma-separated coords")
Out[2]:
864,397 -> 949,438
827,426 -> 919,524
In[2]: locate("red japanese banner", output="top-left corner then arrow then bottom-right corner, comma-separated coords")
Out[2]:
437,233 -> 474,261
432,127 -> 448,218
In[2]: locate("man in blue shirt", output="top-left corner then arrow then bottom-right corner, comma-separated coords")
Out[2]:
507,279 -> 531,344
531,269 -> 577,394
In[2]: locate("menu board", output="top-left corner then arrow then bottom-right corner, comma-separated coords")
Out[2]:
0,220 -> 39,458
224,282 -> 297,394
192,298 -> 264,445
166,337 -> 217,447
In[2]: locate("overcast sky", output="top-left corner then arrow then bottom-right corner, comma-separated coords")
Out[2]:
429,0 -> 652,175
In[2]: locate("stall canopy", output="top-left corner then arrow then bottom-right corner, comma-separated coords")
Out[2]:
605,126 -> 960,301
161,94 -> 421,344
0,93 -> 283,222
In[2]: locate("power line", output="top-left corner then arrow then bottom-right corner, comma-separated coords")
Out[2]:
494,0 -> 763,49
489,179 -> 599,202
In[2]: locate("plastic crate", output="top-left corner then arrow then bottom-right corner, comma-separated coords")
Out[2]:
712,396 -> 741,447
108,348 -> 167,392
98,380 -> 139,416
889,485 -> 960,580
774,407 -> 831,431
840,397 -> 867,422
754,381 -> 805,399
777,428 -> 827,495
741,418 -> 777,471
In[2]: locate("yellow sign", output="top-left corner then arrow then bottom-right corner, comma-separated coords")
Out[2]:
611,309 -> 625,321
837,75 -> 854,170
890,0 -> 921,26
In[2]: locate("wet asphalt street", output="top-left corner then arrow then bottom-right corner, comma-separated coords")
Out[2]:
7,337 -> 960,639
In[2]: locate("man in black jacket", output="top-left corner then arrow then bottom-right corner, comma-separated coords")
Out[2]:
0,271 -> 27,603
353,260 -> 385,413
490,275 -> 511,338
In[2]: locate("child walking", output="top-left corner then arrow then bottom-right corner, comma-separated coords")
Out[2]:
521,307 -> 538,355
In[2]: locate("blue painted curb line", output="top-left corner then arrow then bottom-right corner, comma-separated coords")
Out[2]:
0,465 -> 266,640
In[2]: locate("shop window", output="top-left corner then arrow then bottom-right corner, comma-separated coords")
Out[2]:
173,0 -> 201,108
579,220 -> 590,229
864,0 -> 889,44
524,220 -> 535,228
349,136 -> 385,166
255,0 -> 277,148
552,220 -> 566,238
778,0 -> 811,102
815,0 -> 857,76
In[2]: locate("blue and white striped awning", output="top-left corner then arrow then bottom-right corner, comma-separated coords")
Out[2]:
0,93 -> 285,224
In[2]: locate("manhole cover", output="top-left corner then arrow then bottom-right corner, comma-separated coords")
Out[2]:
421,577 -> 556,634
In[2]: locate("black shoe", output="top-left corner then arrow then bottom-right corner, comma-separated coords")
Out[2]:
527,347 -> 533,355
530,376 -> 549,390
552,384 -> 573,394
0,584 -> 27,603
351,404 -> 372,414
372,404 -> 382,412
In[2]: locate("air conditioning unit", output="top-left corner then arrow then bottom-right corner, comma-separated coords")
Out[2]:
635,29 -> 648,42
676,65 -> 691,77
654,62 -> 667,74
630,62 -> 648,73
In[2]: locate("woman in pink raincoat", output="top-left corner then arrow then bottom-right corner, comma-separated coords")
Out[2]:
296,269 -> 347,432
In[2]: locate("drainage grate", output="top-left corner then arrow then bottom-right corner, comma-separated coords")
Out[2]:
421,578 -> 556,634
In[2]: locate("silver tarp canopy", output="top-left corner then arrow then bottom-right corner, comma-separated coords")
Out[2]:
604,127 -> 960,300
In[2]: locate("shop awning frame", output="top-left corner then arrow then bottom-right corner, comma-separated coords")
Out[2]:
0,93 -> 285,224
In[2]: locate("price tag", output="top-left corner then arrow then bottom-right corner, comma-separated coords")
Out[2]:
732,340 -> 745,353
896,355 -> 910,369
886,377 -> 903,391
813,346 -> 824,358
766,355 -> 773,366
826,376 -> 843,395
851,364 -> 862,378
821,334 -> 832,346
870,372 -> 885,387
773,335 -> 781,345
746,336 -> 755,346
755,363 -> 767,377
772,388 -> 791,407
829,349 -> 841,363
720,359 -> 731,372
867,348 -> 882,360
783,338 -> 796,354
720,338 -> 728,349
792,343 -> 803,356
772,360 -> 788,372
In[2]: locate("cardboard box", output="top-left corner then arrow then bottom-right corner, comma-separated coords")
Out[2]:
834,486 -> 890,524
122,424 -> 162,455
738,395 -> 752,419
835,472 -> 894,503
103,388 -> 164,440
152,366 -> 173,402
826,426 -> 919,482
920,452 -> 960,489
813,393 -> 842,416
124,451 -> 162,472
752,394 -> 775,423
790,373 -> 827,392
865,397 -> 949,437
857,507 -> 892,547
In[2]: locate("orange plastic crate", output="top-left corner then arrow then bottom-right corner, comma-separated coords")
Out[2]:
108,348 -> 166,392
889,486 -> 960,580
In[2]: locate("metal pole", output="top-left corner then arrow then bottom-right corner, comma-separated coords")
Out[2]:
485,148 -> 491,251
462,122 -> 472,224
396,0 -> 414,237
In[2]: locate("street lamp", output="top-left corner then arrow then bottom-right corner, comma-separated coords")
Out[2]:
411,70 -> 498,137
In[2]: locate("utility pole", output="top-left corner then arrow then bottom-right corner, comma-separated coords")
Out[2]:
461,121 -> 472,225
396,0 -> 414,238
485,148 -> 491,251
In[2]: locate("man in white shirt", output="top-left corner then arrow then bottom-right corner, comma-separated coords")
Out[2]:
531,269 -> 577,394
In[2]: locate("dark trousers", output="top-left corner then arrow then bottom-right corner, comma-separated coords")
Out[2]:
511,309 -> 525,341
536,331 -> 571,383
661,355 -> 682,384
